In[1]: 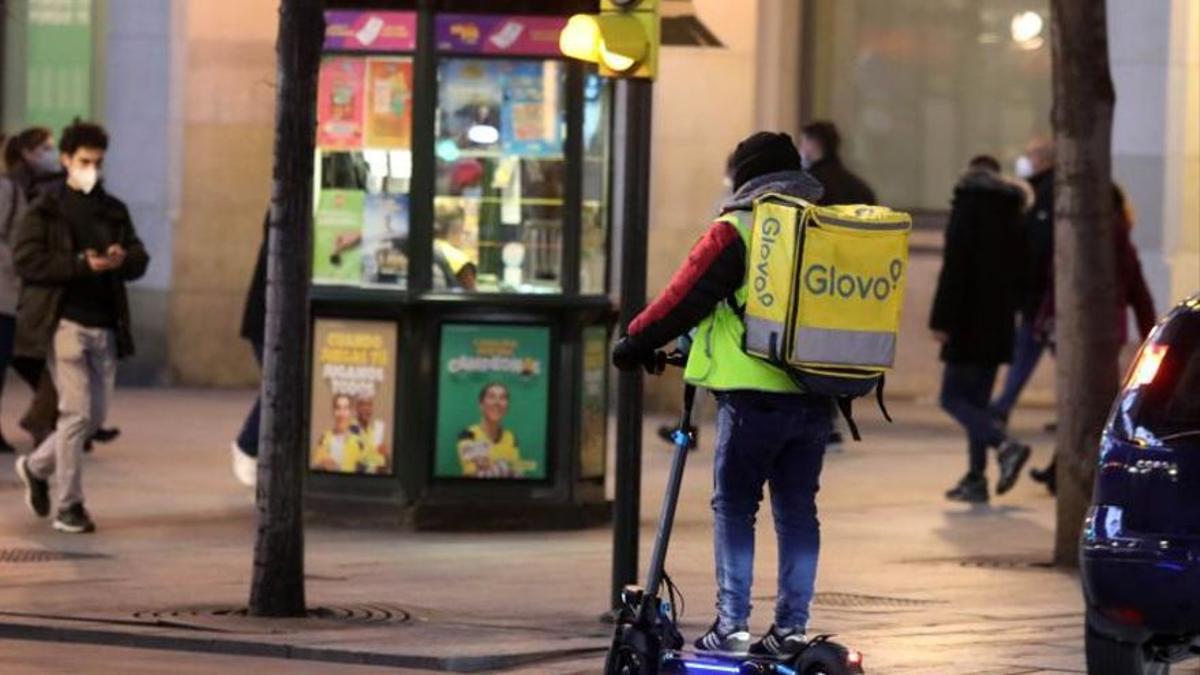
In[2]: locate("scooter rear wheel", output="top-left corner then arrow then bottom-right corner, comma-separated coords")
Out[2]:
604,645 -> 654,675
795,641 -> 864,675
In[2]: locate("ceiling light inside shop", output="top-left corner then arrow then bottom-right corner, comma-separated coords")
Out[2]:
1011,11 -> 1044,49
436,138 -> 461,162
467,124 -> 500,145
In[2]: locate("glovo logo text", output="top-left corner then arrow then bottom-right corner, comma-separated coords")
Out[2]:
803,259 -> 904,301
751,216 -> 781,307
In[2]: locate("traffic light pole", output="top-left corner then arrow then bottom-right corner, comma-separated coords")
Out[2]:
611,77 -> 654,609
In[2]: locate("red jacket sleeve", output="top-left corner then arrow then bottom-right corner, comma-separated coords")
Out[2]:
1115,224 -> 1157,339
627,220 -> 746,350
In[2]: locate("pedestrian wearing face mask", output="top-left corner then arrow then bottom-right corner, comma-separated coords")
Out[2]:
798,121 -> 877,452
798,121 -> 877,207
989,137 -> 1055,427
0,128 -> 64,453
3,127 -> 64,202
11,121 -> 149,534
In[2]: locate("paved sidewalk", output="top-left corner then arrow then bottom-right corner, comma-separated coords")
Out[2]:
0,386 -> 1093,673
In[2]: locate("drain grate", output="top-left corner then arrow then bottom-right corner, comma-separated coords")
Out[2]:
133,604 -> 410,627
753,592 -> 938,609
812,592 -> 939,609
0,548 -> 107,564
958,554 -> 1055,570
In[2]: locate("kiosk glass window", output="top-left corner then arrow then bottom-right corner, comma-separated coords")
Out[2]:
313,54 -> 416,289
434,58 -> 567,294
580,74 -> 611,295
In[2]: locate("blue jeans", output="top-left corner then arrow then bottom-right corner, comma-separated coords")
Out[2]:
235,339 -> 263,457
940,363 -> 1005,477
990,319 -> 1045,422
712,390 -> 831,632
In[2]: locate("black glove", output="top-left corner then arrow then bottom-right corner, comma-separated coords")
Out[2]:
612,334 -> 656,373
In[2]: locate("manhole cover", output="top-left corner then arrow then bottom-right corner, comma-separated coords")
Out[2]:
132,604 -> 410,632
752,592 -> 938,609
0,549 -> 107,564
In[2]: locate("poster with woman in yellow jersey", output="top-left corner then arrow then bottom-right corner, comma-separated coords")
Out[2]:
435,323 -> 549,480
309,319 -> 397,475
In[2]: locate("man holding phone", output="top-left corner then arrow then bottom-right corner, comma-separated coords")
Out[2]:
12,120 -> 149,534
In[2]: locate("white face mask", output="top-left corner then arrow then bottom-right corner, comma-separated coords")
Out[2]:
68,165 -> 99,194
800,153 -> 813,170
32,148 -> 60,176
1014,155 -> 1035,179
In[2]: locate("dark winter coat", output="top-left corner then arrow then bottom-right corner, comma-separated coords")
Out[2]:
929,170 -> 1026,365
807,157 -> 877,206
1020,168 -> 1054,317
1034,187 -> 1158,345
12,181 -> 149,359
240,213 -> 268,346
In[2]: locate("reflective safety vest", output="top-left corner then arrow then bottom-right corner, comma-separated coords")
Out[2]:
683,210 -> 803,393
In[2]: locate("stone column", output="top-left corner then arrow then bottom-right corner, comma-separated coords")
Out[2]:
102,0 -> 186,383
754,0 -> 803,137
1109,0 -> 1200,314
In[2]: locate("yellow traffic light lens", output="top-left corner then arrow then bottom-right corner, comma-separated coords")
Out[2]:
599,44 -> 637,72
559,14 -> 648,72
560,8 -> 657,78
559,15 -> 602,63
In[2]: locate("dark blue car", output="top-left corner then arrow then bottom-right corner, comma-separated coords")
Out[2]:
1082,293 -> 1200,674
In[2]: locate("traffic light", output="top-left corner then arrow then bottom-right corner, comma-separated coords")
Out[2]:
559,0 -> 659,79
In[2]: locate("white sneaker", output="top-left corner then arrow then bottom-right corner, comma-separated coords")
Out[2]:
230,442 -> 257,488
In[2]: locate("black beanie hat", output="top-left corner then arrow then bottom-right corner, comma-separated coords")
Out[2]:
730,131 -> 803,191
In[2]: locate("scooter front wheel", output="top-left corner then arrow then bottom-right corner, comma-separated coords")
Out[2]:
605,644 -> 655,675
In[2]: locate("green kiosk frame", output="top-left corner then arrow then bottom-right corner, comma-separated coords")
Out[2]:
305,0 -> 615,529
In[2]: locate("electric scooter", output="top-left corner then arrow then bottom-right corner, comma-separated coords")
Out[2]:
604,352 -> 866,675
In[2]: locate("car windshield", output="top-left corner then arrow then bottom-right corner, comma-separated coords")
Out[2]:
1114,308 -> 1200,445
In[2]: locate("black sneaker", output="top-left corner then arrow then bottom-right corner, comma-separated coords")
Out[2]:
1030,461 -> 1057,495
53,504 -> 96,534
92,427 -> 121,443
996,441 -> 1032,495
84,428 -> 121,454
945,474 -> 988,504
750,624 -> 808,657
694,619 -> 750,654
15,455 -> 50,517
826,431 -> 845,454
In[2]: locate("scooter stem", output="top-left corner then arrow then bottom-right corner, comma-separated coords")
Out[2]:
640,383 -> 697,621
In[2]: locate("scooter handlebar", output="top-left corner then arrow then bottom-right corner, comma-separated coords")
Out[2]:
651,351 -> 687,373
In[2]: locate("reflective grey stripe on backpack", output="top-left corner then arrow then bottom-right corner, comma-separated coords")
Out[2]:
791,326 -> 896,367
814,215 -> 911,232
744,315 -> 787,361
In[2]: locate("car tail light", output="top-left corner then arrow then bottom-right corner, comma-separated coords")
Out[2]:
1102,606 -> 1145,626
1126,343 -> 1167,388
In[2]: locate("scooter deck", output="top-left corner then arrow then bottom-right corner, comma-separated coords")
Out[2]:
661,650 -> 799,674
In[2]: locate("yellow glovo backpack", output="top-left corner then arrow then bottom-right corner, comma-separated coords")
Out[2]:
742,194 -> 911,438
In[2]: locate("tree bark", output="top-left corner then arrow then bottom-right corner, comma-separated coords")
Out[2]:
1049,0 -> 1120,567
249,0 -> 324,617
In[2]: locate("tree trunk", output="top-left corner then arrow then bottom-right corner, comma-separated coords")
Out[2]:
249,0 -> 324,617
1049,0 -> 1120,568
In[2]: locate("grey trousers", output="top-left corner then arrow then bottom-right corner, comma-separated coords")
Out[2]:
26,319 -> 116,509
